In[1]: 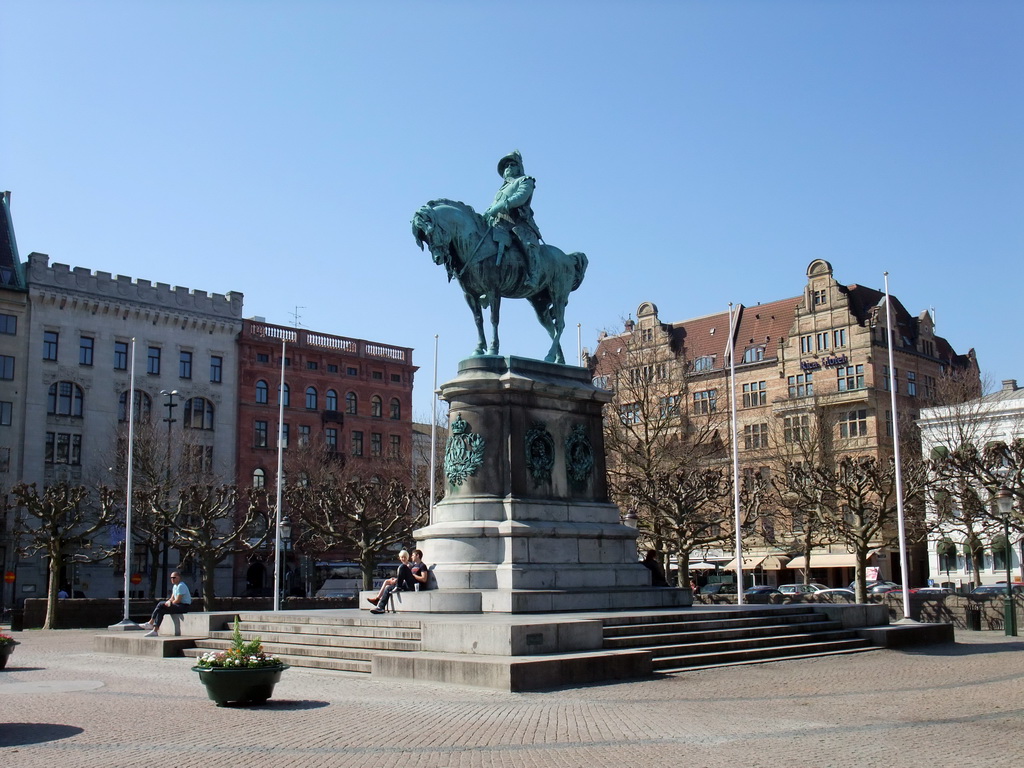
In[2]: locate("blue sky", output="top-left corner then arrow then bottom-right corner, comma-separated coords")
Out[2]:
3,1 -> 1021,418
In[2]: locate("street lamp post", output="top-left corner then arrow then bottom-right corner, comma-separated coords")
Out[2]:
995,487 -> 1017,637
279,517 -> 292,604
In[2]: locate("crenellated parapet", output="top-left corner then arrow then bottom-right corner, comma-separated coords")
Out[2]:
26,252 -> 244,321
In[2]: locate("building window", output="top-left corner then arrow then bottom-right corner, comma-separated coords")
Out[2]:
620,402 -> 641,425
48,381 -> 84,417
784,414 -> 810,444
184,397 -> 214,430
372,371 -> 383,380
254,420 -> 268,448
298,424 -> 311,446
79,336 -> 94,366
839,409 -> 869,438
743,423 -> 769,450
346,391 -> 357,415
371,395 -> 383,418
305,386 -> 318,410
43,331 -> 59,361
252,468 -> 266,488
254,380 -> 268,404
371,432 -> 382,457
0,356 -> 13,381
256,352 -> 270,363
326,390 -> 338,411
0,401 -> 11,426
147,346 -> 161,375
742,381 -> 767,407
184,445 -> 214,474
327,364 -> 338,373
836,365 -> 864,392
114,341 -> 129,370
885,410 -> 893,437
46,432 -> 82,465
813,289 -> 827,305
118,390 -> 152,422
351,430 -> 364,456
210,356 -> 223,383
815,332 -> 829,351
799,335 -> 813,354
693,389 -> 717,414
0,314 -> 16,335
691,356 -> 714,372
833,329 -> 847,348
280,423 -> 289,448
390,434 -> 401,458
742,346 -> 765,363
307,361 -> 318,370
280,383 -> 290,406
325,428 -> 338,451
907,371 -> 917,397
882,366 -> 898,392
788,373 -> 813,398
391,373 -> 402,383
659,395 -> 681,418
390,398 -> 401,420
179,351 -> 193,379
347,366 -> 358,376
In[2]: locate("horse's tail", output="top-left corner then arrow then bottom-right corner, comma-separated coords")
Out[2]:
569,252 -> 588,292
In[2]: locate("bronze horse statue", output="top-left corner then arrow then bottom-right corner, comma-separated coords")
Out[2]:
412,199 -> 587,364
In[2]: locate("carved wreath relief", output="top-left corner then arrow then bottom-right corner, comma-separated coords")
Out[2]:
564,424 -> 594,485
444,413 -> 485,486
524,421 -> 555,486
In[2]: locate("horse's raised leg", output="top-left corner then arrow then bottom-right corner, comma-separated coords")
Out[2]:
465,293 -> 487,356
488,295 -> 501,356
546,296 -> 568,364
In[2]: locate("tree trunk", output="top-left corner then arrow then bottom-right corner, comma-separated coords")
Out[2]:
44,552 -> 60,630
202,555 -> 218,611
676,550 -> 691,588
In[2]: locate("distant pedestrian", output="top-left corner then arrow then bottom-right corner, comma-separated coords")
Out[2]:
141,571 -> 191,636
642,550 -> 668,587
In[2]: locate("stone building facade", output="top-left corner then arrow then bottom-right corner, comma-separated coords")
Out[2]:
592,259 -> 979,589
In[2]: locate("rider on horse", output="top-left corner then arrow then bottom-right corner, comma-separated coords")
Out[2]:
482,150 -> 543,293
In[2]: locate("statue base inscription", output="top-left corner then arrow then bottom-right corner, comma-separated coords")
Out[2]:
413,356 -> 691,613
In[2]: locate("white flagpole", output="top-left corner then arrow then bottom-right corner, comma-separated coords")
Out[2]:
884,273 -> 912,620
728,303 -> 744,605
115,338 -> 137,627
577,323 -> 582,366
429,334 -> 439,525
273,337 -> 286,612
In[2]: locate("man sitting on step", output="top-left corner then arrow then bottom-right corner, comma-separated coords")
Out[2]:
369,550 -> 415,614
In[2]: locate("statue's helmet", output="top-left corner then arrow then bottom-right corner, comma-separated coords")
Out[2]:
497,150 -> 524,176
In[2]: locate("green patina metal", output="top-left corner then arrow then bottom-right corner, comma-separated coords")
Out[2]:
524,421 -> 555,486
444,413 -> 485,486
412,150 -> 587,364
564,424 -> 594,486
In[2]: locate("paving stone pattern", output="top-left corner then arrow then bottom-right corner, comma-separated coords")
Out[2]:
1,628 -> 1022,767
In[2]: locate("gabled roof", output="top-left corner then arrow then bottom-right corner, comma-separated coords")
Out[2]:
0,192 -> 27,291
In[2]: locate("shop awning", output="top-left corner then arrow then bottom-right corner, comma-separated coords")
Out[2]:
687,561 -> 718,571
787,550 -> 879,569
723,555 -> 766,571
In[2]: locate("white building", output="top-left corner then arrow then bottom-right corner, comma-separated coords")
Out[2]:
919,379 -> 1023,589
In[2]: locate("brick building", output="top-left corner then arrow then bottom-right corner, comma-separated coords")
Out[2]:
235,319 -> 416,595
592,259 -> 978,588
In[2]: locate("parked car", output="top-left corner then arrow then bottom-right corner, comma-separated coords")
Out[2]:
814,588 -> 856,601
778,583 -> 829,595
910,587 -> 953,596
970,584 -> 1024,596
700,582 -> 737,595
744,585 -> 781,596
848,580 -> 900,595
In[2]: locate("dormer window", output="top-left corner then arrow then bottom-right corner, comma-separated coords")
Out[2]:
742,346 -> 766,363
813,289 -> 827,306
692,356 -> 714,373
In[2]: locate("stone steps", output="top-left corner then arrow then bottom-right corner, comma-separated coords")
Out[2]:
602,607 -> 876,672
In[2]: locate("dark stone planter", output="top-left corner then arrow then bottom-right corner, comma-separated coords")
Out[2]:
192,665 -> 288,706
0,643 -> 17,669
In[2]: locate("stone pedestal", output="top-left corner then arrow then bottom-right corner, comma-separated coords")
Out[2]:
414,356 -> 690,613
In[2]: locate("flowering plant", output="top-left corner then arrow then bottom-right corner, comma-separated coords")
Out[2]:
194,618 -> 281,669
0,632 -> 17,648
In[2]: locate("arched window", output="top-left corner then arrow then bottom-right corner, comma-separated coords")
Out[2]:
255,380 -> 268,404
326,389 -> 338,411
345,391 -> 357,415
118,390 -> 152,422
184,397 -> 215,430
48,381 -> 84,417
280,382 -> 290,407
252,468 -> 266,489
305,386 -> 318,410
937,540 -> 957,574
389,398 -> 401,420
371,395 -> 382,418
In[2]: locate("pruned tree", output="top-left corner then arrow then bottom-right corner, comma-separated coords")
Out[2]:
11,482 -> 120,629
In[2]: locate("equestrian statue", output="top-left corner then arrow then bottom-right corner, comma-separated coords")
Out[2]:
412,150 -> 587,364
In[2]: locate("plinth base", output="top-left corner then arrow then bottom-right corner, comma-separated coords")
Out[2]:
361,586 -> 692,614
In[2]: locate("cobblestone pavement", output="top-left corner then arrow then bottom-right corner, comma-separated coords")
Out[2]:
1,628 -> 1022,768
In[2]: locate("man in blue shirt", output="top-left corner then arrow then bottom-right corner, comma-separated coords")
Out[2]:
142,571 -> 191,637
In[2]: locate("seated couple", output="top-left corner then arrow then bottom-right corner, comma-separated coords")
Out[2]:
369,549 -> 429,614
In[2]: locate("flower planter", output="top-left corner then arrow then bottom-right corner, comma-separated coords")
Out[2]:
192,664 -> 288,706
0,643 -> 17,670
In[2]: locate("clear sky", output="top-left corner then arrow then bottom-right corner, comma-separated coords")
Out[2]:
3,1 -> 1021,419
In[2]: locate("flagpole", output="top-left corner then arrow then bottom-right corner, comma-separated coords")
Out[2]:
113,338 -> 138,627
728,303 -> 744,605
273,337 -> 286,612
884,273 -> 912,620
